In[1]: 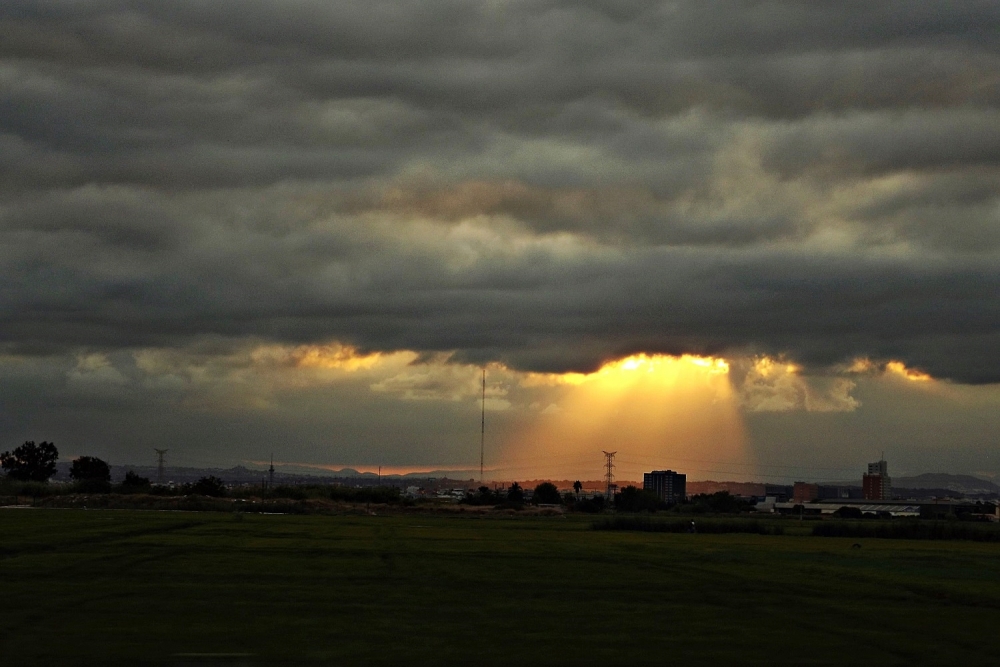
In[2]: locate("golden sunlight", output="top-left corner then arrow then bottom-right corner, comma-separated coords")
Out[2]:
291,344 -> 390,370
885,361 -> 933,382
502,354 -> 750,481
844,357 -> 934,382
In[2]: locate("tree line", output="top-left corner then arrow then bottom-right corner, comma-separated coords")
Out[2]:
0,440 -> 223,496
3,441 -> 771,513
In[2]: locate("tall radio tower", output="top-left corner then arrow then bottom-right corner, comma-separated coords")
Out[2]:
268,454 -> 275,489
603,450 -> 617,502
154,449 -> 168,484
480,367 -> 486,483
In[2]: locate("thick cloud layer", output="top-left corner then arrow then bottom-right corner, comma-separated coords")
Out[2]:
3,1 -> 1000,382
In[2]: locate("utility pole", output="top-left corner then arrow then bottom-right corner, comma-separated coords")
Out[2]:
480,367 -> 486,484
154,449 -> 168,484
603,451 -> 617,505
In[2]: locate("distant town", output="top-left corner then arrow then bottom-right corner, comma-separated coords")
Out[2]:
15,447 -> 991,523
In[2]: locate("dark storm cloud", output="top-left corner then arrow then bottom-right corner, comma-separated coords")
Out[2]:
2,1 -> 1000,383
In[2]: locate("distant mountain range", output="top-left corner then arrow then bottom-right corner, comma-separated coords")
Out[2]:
820,473 -> 998,497
52,462 -> 478,486
892,473 -> 999,496
50,462 -> 998,497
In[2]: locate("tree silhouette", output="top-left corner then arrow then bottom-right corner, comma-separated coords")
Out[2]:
507,482 -> 524,503
532,482 -> 561,505
573,480 -> 583,498
122,471 -> 151,489
189,476 -> 226,497
116,471 -> 152,494
70,456 -> 111,482
614,485 -> 662,512
0,441 -> 58,482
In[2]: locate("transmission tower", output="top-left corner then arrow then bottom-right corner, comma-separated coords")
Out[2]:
154,449 -> 168,484
603,450 -> 617,503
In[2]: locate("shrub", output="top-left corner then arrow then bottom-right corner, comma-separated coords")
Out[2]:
461,486 -> 502,506
493,500 -> 525,511
674,491 -> 753,514
116,471 -> 152,494
329,485 -> 401,504
833,506 -> 864,519
15,481 -> 61,498
73,479 -> 112,494
572,496 -> 606,513
614,485 -> 666,513
812,521 -> 1000,542
188,476 -> 227,497
272,485 -> 308,500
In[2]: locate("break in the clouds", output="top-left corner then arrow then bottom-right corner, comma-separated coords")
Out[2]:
2,2 -> 999,477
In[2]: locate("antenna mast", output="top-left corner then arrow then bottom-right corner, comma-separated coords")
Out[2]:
480,367 -> 486,483
154,449 -> 168,484
268,454 -> 275,490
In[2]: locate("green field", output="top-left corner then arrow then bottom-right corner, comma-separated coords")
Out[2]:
2,509 -> 999,666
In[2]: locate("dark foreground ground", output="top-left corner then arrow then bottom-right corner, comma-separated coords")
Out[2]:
2,509 -> 998,666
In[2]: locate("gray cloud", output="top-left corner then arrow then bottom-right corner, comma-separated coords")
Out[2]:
2,0 -> 1000,389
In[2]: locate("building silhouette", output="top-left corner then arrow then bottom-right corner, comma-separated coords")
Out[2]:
793,482 -> 819,503
863,458 -> 892,500
643,470 -> 686,503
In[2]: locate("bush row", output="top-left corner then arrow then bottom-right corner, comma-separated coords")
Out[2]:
592,516 -> 785,535
811,521 -> 1000,542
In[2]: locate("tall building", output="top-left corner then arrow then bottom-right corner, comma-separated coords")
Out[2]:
643,470 -> 686,504
868,460 -> 888,477
863,458 -> 892,500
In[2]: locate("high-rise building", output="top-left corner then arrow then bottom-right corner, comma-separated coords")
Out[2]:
867,460 -> 888,477
643,470 -> 686,504
863,458 -> 891,500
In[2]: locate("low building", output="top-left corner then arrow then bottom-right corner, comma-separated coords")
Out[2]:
643,470 -> 686,503
793,482 -> 819,503
773,498 -> 982,519
774,500 -> 921,518
753,496 -> 778,513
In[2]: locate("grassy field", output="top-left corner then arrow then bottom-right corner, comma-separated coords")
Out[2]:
2,509 -> 999,666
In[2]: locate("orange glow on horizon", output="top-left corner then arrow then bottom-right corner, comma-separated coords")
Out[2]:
246,460 -> 475,476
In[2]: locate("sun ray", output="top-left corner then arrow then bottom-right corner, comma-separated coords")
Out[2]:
504,354 -> 750,481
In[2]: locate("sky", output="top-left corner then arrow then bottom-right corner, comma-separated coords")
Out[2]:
2,1 -> 999,484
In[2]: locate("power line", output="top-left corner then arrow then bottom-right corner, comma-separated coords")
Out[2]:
617,453 -> 860,473
489,450 -> 860,474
